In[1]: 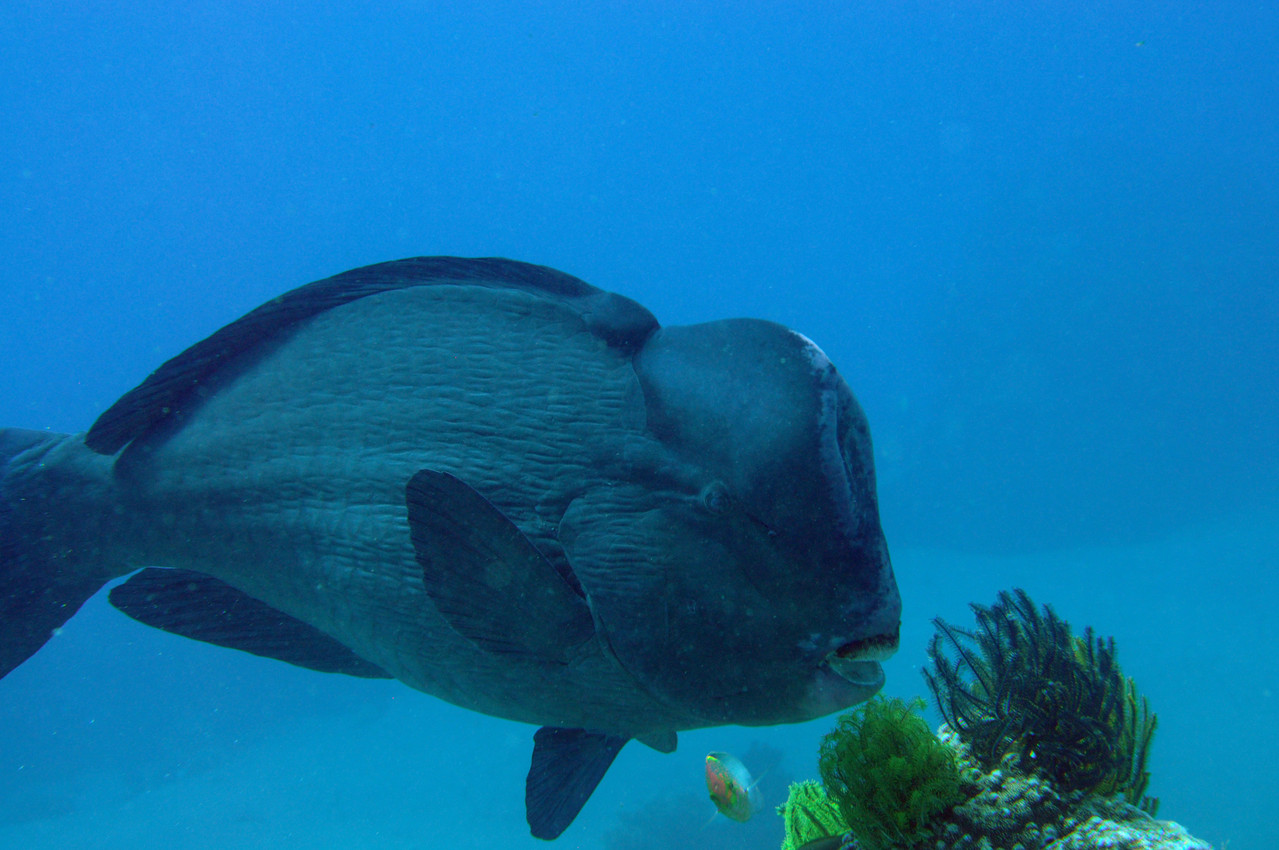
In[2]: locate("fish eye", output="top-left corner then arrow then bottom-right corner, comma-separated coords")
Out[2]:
699,481 -> 732,516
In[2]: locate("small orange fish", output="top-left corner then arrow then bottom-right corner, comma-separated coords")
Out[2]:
704,751 -> 763,822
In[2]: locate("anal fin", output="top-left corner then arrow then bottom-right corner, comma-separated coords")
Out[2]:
108,568 -> 391,678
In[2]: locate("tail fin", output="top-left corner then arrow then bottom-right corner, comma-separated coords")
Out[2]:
0,428 -> 115,679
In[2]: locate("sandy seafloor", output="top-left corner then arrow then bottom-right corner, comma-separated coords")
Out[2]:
0,506 -> 1272,850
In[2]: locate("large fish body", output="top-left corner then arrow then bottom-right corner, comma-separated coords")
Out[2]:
0,257 -> 900,838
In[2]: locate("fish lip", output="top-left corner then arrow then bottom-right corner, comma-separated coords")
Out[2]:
824,627 -> 900,686
806,658 -> 884,716
824,656 -> 885,689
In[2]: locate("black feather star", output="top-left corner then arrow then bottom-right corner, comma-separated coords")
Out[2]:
923,589 -> 1158,813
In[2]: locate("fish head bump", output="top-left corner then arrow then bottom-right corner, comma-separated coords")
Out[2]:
560,318 -> 901,728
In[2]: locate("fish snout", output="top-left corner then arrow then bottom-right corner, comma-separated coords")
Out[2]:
810,613 -> 900,713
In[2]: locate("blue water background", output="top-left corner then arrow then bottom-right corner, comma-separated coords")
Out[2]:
1,3 -> 1275,848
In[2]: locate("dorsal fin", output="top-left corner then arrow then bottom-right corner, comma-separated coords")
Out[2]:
85,257 -> 659,454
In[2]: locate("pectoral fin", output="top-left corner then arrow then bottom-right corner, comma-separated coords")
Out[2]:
405,469 -> 594,663
525,726 -> 628,840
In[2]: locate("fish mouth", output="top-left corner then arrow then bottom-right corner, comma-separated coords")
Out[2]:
824,628 -> 900,686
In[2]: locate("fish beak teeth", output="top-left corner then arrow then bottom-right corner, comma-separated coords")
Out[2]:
823,627 -> 899,687
828,628 -> 900,664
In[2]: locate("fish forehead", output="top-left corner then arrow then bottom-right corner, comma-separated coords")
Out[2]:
788,328 -> 835,371
634,317 -> 876,555
634,319 -> 846,475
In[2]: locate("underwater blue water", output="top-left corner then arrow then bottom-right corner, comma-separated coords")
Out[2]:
1,3 -> 1275,848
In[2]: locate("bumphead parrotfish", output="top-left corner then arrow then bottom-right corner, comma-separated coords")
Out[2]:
0,257 -> 900,839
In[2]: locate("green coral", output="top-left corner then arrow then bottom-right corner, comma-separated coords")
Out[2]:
777,780 -> 848,850
817,696 -> 964,850
772,593 -> 1188,849
923,588 -> 1158,812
